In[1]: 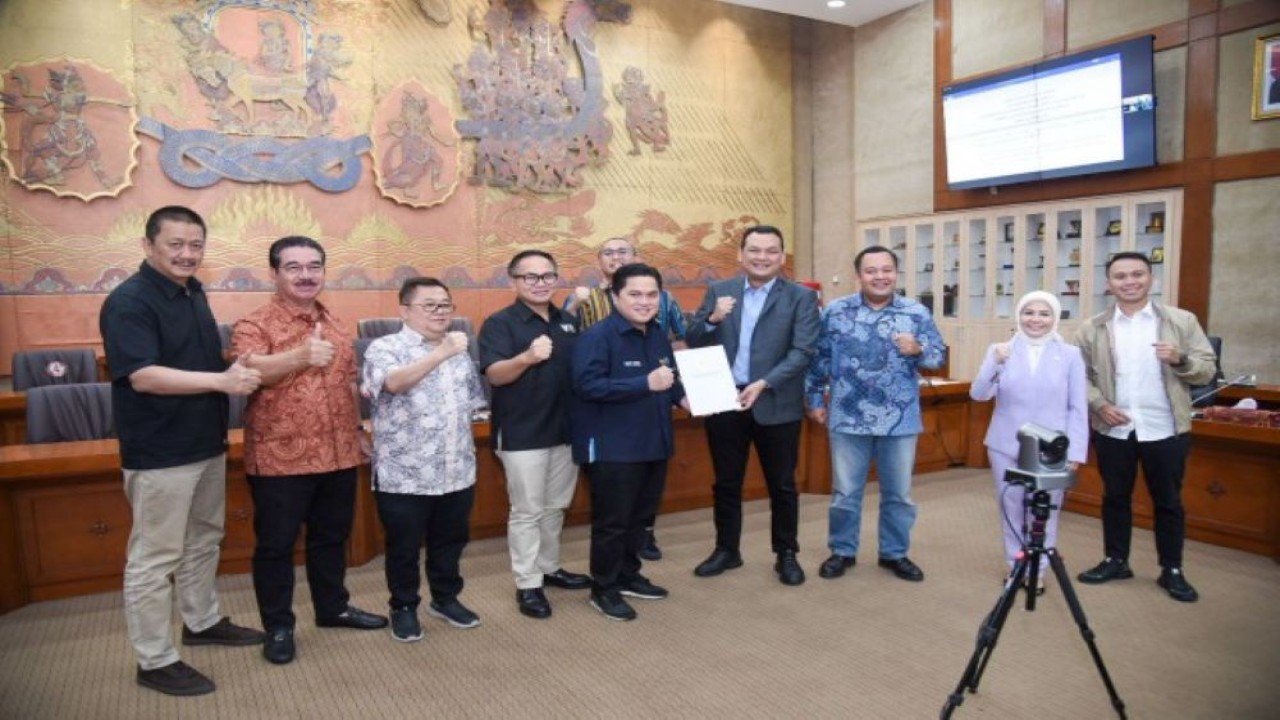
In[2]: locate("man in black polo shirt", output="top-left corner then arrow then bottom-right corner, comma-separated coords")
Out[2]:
478,249 -> 591,619
99,206 -> 264,697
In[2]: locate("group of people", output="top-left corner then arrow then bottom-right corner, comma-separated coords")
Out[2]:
99,206 -> 1215,698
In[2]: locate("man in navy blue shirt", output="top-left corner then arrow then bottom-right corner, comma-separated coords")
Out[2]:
571,264 -> 687,621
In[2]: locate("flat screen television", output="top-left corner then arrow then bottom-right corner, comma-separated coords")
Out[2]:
942,36 -> 1156,190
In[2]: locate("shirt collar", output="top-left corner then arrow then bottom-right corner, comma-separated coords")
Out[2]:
513,299 -> 564,323
1114,302 -> 1155,322
270,294 -> 328,323
742,277 -> 777,295
138,261 -> 201,299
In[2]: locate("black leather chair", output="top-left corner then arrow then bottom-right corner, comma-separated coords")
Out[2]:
357,318 -> 402,339
12,348 -> 98,391
1190,335 -> 1225,407
353,337 -> 375,419
25,382 -> 115,443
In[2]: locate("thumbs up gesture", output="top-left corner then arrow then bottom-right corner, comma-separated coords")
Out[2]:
301,322 -> 335,368
224,352 -> 262,395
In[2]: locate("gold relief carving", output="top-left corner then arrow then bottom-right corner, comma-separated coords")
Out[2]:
418,0 -> 453,25
0,59 -> 138,201
373,82 -> 460,208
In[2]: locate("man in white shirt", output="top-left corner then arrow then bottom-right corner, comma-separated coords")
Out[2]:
1074,252 -> 1216,602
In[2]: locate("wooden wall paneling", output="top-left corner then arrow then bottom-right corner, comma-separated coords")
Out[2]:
932,0 -> 953,211
1044,0 -> 1067,58
1218,0 -> 1280,34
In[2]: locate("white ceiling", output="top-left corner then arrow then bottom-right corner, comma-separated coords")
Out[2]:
714,0 -> 924,28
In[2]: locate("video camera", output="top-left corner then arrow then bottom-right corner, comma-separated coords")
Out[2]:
1003,423 -> 1076,493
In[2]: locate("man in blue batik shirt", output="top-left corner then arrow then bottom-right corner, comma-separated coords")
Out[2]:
804,246 -> 946,583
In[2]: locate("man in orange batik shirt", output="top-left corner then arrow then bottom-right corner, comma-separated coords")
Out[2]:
232,235 -> 387,666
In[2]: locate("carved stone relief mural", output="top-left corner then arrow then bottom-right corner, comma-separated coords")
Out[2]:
136,0 -> 371,192
373,82 -> 460,208
614,66 -> 669,155
454,0 -> 629,192
0,60 -> 138,201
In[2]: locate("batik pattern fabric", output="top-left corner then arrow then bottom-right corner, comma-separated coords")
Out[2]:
361,327 -> 485,495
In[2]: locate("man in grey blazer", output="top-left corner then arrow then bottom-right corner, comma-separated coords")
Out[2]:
685,225 -> 820,585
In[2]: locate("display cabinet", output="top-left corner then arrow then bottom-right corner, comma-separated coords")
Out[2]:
855,190 -> 1182,378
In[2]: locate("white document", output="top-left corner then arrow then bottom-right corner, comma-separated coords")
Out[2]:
674,346 -> 742,417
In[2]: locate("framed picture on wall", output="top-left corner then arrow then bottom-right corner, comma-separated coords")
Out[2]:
1252,33 -> 1280,120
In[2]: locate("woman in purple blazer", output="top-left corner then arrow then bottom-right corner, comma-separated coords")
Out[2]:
970,291 -> 1088,591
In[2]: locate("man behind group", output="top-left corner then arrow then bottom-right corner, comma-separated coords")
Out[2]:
479,250 -> 591,619
564,236 -> 688,560
362,277 -> 487,641
571,263 -> 687,621
100,205 -> 264,697
804,246 -> 946,583
685,224 -> 820,586
1075,252 -> 1216,602
232,236 -> 387,666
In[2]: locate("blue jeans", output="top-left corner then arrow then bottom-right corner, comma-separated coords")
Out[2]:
827,433 -> 919,559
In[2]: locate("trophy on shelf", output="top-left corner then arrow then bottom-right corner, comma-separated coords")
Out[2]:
1065,220 -> 1081,238
1035,222 -> 1045,239
1065,279 -> 1080,295
1145,212 -> 1165,234
1069,246 -> 1081,265
1105,220 -> 1122,236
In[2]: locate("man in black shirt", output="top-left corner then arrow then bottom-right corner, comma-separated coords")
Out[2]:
478,250 -> 591,619
99,206 -> 264,697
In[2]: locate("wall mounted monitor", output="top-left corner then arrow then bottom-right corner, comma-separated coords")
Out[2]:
942,36 -> 1156,190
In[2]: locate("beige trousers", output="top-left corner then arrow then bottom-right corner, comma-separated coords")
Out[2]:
496,445 -> 579,589
122,455 -> 226,670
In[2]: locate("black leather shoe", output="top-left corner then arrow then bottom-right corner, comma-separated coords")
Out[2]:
544,569 -> 591,590
775,550 -> 806,586
878,556 -> 924,582
263,628 -> 295,665
638,529 -> 662,561
818,554 -> 856,579
516,588 -> 552,619
693,548 -> 743,577
1157,568 -> 1199,602
316,605 -> 388,630
1077,557 -> 1134,585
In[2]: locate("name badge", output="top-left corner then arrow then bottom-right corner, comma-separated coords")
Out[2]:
623,360 -> 642,368
560,323 -> 576,333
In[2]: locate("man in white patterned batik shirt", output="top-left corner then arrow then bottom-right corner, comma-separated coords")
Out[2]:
361,277 -> 487,643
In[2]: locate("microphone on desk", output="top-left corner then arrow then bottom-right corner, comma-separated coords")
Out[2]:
1191,374 -> 1254,412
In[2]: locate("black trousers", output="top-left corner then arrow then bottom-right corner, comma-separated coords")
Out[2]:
1093,431 -> 1191,568
375,485 -> 475,610
586,460 -> 667,593
703,412 -> 801,555
249,468 -> 357,631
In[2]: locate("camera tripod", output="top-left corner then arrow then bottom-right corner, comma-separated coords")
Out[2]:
940,487 -> 1127,719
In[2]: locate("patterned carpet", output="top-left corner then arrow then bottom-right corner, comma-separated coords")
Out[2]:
1,468 -> 1277,719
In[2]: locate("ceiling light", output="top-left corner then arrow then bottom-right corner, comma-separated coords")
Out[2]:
827,0 -> 847,7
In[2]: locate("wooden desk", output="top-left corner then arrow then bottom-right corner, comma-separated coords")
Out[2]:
1216,384 -> 1280,407
802,380 -> 977,494
0,392 -> 25,446
1066,420 -> 1280,561
0,415 -> 769,615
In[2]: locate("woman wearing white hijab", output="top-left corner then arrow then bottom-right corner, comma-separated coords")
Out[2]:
970,290 -> 1088,592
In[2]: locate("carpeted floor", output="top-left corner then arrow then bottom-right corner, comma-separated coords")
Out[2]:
1,468 -> 1277,719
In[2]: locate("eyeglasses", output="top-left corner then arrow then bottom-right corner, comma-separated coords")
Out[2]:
600,248 -> 634,258
404,302 -> 454,314
512,272 -> 559,286
280,262 -> 325,276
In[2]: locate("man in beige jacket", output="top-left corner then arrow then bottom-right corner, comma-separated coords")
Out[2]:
1074,252 -> 1216,603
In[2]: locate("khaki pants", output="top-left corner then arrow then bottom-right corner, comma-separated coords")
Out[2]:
122,455 -> 226,670
496,445 -> 578,589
